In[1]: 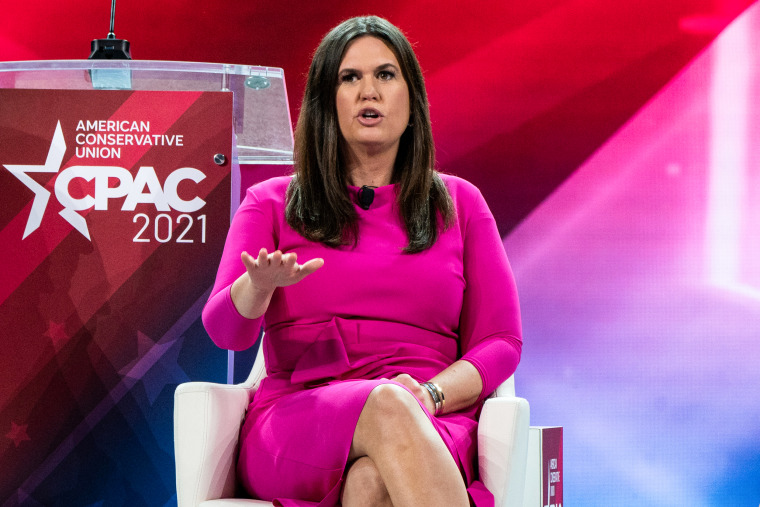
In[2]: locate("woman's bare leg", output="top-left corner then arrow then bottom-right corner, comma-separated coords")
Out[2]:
348,383 -> 469,507
342,457 -> 392,507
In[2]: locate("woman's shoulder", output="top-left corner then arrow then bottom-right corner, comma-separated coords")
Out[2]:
243,175 -> 292,204
438,172 -> 484,204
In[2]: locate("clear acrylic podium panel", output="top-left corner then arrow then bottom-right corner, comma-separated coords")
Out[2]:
0,60 -> 293,163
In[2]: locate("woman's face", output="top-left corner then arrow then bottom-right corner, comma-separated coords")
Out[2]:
336,36 -> 411,160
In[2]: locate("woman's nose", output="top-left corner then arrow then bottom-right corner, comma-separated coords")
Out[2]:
359,78 -> 378,100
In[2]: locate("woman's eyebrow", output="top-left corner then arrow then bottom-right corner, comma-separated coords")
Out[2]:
339,62 -> 400,74
375,63 -> 400,72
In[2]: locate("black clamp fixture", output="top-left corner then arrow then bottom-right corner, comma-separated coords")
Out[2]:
89,0 -> 131,60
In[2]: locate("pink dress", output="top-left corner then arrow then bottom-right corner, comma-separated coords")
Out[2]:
202,174 -> 522,506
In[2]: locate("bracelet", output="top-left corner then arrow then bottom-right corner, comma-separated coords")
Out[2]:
420,381 -> 445,416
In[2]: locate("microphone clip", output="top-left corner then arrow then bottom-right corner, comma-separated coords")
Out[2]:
357,185 -> 376,210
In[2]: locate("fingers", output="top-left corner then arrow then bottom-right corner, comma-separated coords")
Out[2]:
282,252 -> 298,270
269,250 -> 283,266
256,248 -> 268,267
242,249 -> 284,271
299,257 -> 325,276
390,374 -> 416,390
241,248 -> 324,285
247,248 -> 284,268
391,374 -> 436,414
241,250 -> 257,271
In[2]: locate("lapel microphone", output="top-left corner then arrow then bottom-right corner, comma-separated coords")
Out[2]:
357,185 -> 376,210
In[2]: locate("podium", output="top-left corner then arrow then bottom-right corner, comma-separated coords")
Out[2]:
0,60 -> 292,506
0,60 -> 293,162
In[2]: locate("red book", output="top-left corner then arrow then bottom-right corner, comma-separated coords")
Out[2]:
524,426 -> 563,507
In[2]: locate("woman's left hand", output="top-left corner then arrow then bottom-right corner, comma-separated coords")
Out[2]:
391,374 -> 436,415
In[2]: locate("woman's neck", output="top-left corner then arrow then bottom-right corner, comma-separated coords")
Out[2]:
348,167 -> 393,187
344,144 -> 396,187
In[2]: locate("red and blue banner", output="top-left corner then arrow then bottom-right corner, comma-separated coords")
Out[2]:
0,89 -> 233,505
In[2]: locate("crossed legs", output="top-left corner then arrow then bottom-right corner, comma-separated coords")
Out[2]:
341,383 -> 470,507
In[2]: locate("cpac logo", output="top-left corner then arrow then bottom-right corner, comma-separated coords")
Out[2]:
3,121 -> 206,241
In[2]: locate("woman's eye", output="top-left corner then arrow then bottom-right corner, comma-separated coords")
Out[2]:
340,73 -> 358,83
378,70 -> 395,80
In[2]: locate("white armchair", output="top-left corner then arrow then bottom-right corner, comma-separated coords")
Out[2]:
174,345 -> 530,507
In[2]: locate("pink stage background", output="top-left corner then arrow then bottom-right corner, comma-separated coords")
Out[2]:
2,1 -> 759,505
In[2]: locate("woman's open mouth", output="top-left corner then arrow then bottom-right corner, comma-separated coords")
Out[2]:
357,108 -> 383,125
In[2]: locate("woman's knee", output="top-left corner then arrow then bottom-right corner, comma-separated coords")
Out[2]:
342,457 -> 391,507
352,383 -> 428,458
364,383 -> 421,423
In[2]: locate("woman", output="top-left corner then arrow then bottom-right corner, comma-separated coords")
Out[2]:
202,15 -> 522,507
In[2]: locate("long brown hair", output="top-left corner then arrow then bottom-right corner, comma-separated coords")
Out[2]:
286,15 -> 453,253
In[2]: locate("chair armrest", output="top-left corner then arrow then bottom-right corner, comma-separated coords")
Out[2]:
174,382 -> 252,507
478,396 -> 530,507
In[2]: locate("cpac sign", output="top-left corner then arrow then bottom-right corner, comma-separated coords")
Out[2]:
4,121 -> 206,241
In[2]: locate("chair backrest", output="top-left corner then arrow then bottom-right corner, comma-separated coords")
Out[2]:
494,375 -> 516,398
241,344 -> 267,389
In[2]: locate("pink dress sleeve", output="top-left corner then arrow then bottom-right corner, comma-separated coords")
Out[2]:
454,180 -> 523,402
201,180 -> 283,351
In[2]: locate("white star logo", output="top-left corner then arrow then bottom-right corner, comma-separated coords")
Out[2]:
3,121 -> 91,240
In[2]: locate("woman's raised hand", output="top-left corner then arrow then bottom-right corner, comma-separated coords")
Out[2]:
241,248 -> 324,292
231,248 -> 324,319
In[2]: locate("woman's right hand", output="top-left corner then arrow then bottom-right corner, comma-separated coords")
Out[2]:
242,248 -> 324,292
231,248 -> 324,319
